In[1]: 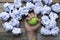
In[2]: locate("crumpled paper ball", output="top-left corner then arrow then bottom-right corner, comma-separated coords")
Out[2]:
8,4 -> 14,13
33,0 -> 42,3
14,0 -> 21,2
19,7 -> 28,16
12,27 -> 21,35
14,0 -> 22,8
19,7 -> 24,15
18,7 -> 26,16
42,0 -> 52,5
40,27 -> 51,35
51,3 -> 60,13
49,12 -> 58,20
2,22 -> 13,31
41,15 -> 50,26
34,6 -> 43,14
10,10 -> 22,20
34,2 -> 43,7
21,6 -> 29,16
45,20 -> 57,29
24,0 -> 31,2
41,5 -> 51,15
0,12 -> 10,21
51,27 -> 59,36
34,2 -> 43,14
19,6 -> 29,16
3,3 -> 10,12
9,19 -> 19,27
26,2 -> 35,10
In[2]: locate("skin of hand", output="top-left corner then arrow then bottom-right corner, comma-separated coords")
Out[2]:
24,13 -> 40,32
24,12 -> 40,40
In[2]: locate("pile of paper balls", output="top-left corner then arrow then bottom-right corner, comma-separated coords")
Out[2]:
0,0 -> 60,36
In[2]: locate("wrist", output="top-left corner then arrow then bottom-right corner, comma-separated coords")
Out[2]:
27,30 -> 35,33
27,31 -> 36,36
27,31 -> 36,40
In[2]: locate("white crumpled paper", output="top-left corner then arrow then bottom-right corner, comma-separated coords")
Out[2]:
2,22 -> 13,31
26,2 -> 35,10
34,6 -> 43,14
51,27 -> 59,36
0,12 -> 10,21
49,12 -> 58,20
24,0 -> 31,2
10,10 -> 22,20
34,2 -> 43,7
3,3 -> 10,12
12,27 -> 21,35
33,0 -> 42,3
43,0 -> 52,5
41,5 -> 51,15
45,20 -> 57,30
40,27 -> 51,35
8,4 -> 14,13
34,2 -> 43,14
21,6 -> 29,16
41,15 -> 50,26
14,0 -> 22,8
51,3 -> 60,13
9,19 -> 20,27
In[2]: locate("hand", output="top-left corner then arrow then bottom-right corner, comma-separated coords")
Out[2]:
24,13 -> 40,32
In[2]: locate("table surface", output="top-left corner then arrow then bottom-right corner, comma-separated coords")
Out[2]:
0,0 -> 60,40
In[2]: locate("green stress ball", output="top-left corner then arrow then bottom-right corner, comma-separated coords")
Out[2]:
28,17 -> 38,26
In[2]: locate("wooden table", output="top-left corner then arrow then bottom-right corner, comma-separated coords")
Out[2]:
0,0 -> 60,40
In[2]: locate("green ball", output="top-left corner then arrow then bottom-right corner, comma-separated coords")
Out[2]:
28,17 -> 37,26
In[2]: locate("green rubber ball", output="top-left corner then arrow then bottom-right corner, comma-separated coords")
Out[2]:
28,17 -> 38,26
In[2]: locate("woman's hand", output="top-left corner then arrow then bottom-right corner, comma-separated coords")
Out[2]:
24,13 -> 40,40
24,13 -> 40,32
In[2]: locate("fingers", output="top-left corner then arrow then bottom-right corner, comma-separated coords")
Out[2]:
37,18 -> 40,22
26,17 -> 30,20
24,17 -> 40,31
31,13 -> 37,18
31,23 -> 40,30
34,14 -> 37,17
31,13 -> 35,17
28,13 -> 37,18
35,23 -> 40,28
24,18 -> 30,28
25,12 -> 40,30
28,14 -> 32,19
